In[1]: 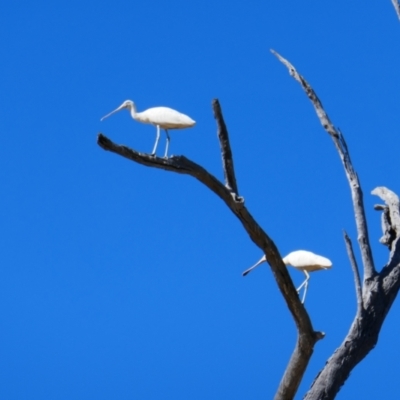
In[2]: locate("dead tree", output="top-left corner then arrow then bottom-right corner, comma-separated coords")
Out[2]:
97,13 -> 400,400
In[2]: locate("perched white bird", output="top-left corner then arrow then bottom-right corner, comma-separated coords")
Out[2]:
101,100 -> 195,158
242,250 -> 332,303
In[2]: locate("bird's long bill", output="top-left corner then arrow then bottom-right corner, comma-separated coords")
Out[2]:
242,255 -> 267,277
100,104 -> 125,121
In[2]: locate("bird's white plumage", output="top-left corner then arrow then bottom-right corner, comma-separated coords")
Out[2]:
100,100 -> 195,157
136,106 -> 195,129
242,250 -> 332,303
282,250 -> 332,272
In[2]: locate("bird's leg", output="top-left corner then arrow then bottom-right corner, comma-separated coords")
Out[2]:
164,130 -> 170,158
296,270 -> 310,304
301,280 -> 308,304
152,125 -> 161,156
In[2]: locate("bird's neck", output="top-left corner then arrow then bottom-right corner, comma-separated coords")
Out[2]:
128,103 -> 138,119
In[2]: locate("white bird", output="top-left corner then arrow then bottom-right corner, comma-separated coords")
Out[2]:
101,100 -> 196,158
242,250 -> 332,303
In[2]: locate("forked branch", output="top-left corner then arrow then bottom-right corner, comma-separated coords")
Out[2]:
271,50 -> 400,399
97,99 -> 325,400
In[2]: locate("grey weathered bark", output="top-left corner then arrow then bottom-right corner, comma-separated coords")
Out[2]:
374,204 -> 396,249
392,0 -> 400,20
343,232 -> 363,315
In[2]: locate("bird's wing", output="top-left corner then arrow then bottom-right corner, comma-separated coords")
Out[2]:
139,107 -> 195,129
284,250 -> 332,271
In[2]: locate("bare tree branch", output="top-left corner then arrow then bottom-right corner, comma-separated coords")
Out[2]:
271,49 -> 376,281
303,188 -> 400,400
98,105 -> 324,400
392,0 -> 400,20
343,231 -> 363,314
97,133 -> 316,322
212,99 -> 239,195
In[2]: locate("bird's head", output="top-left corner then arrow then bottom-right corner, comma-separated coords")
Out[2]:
100,100 -> 135,121
242,254 -> 267,276
119,100 -> 134,110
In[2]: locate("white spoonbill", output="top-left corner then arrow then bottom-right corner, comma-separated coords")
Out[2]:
242,250 -> 332,303
101,100 -> 195,158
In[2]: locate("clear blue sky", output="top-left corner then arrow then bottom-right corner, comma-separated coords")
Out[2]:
1,1 -> 400,399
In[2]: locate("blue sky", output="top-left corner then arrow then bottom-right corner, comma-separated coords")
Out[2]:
1,1 -> 400,399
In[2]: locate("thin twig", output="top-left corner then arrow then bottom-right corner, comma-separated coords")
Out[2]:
343,231 -> 363,314
212,99 -> 239,195
392,0 -> 400,20
271,50 -> 375,280
97,132 -> 324,400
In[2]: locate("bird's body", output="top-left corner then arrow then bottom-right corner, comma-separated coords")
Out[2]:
242,250 -> 332,303
282,250 -> 332,272
133,106 -> 195,129
101,100 -> 195,157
